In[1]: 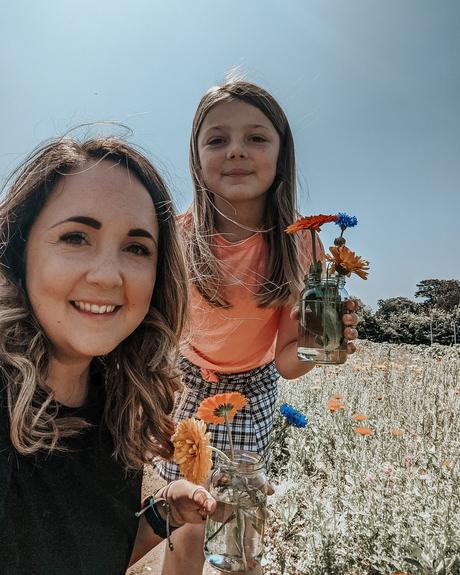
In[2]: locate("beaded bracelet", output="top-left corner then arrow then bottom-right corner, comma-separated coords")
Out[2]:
135,494 -> 179,551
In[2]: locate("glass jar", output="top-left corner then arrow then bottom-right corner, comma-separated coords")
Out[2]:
297,273 -> 349,365
204,450 -> 267,573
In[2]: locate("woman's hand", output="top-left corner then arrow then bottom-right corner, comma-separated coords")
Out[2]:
156,479 -> 217,527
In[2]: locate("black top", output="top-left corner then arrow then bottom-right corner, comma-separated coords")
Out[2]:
0,373 -> 142,575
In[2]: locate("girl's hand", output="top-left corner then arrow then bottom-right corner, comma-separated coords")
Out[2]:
155,480 -> 217,527
289,298 -> 360,355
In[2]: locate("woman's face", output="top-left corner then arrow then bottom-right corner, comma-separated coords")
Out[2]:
25,160 -> 159,364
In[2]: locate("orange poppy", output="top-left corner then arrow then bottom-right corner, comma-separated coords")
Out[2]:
390,428 -> 404,437
327,245 -> 369,280
197,392 -> 247,424
173,418 -> 213,484
353,427 -> 374,436
327,399 -> 345,413
351,414 -> 368,422
285,214 -> 338,234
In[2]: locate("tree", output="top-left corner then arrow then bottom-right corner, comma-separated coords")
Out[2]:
415,279 -> 460,311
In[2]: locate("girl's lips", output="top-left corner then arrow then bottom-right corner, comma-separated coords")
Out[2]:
223,169 -> 253,176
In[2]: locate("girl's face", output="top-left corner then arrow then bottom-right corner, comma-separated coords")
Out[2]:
197,100 -> 280,209
25,160 -> 159,364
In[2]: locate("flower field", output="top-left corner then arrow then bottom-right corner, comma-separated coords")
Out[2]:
265,341 -> 460,575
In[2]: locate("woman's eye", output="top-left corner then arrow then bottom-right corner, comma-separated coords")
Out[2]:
126,243 -> 151,257
250,135 -> 267,143
59,232 -> 88,245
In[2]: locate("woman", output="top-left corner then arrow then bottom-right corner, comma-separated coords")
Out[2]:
0,137 -> 215,574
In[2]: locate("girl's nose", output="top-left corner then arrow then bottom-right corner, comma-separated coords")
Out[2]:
226,141 -> 248,160
86,251 -> 123,289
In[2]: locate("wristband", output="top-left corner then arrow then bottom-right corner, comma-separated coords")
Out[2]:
135,495 -> 179,551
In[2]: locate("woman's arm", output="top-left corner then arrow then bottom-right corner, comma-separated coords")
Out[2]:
128,479 -> 216,567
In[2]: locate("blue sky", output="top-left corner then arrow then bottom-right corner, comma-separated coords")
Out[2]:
1,0 -> 459,309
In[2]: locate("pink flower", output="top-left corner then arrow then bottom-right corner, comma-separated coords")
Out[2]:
383,463 -> 394,478
366,473 -> 376,482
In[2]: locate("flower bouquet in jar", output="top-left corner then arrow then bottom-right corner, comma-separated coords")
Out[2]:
286,213 -> 369,365
172,392 -> 267,573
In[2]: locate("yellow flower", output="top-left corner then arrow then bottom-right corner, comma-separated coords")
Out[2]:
353,427 -> 374,436
197,392 -> 247,425
173,418 -> 213,484
351,414 -> 368,422
327,245 -> 369,279
327,399 -> 345,413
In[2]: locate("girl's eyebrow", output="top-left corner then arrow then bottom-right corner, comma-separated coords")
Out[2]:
204,123 -> 270,132
51,216 -> 155,241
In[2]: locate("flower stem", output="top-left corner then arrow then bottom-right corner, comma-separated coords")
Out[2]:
204,512 -> 236,545
310,229 -> 317,265
210,446 -> 233,465
224,413 -> 235,462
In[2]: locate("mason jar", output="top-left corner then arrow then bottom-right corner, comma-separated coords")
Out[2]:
297,273 -> 349,365
204,450 -> 267,573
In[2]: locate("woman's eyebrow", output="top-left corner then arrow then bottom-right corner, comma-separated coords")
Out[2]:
128,228 -> 155,241
50,217 -> 155,241
51,216 -> 101,229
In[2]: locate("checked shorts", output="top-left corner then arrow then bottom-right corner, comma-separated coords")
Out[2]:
156,357 -> 279,482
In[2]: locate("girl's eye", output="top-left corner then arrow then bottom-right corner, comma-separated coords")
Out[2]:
59,232 -> 88,245
249,135 -> 267,143
125,243 -> 151,257
207,137 -> 225,146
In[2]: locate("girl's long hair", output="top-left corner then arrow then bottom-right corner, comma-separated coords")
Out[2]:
0,137 -> 188,470
187,79 -> 303,308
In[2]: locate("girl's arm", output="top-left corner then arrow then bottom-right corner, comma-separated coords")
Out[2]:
275,305 -> 317,380
275,301 -> 359,380
128,479 -> 216,567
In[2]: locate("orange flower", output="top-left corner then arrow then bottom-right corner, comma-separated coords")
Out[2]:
375,394 -> 383,401
332,393 -> 344,400
351,414 -> 368,422
173,418 -> 213,484
455,388 -> 460,396
390,428 -> 404,437
285,214 -> 338,234
353,427 -> 374,436
442,459 -> 453,470
327,245 -> 369,280
327,399 -> 345,413
197,392 -> 247,424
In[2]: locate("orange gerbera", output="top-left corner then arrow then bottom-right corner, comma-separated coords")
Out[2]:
351,414 -> 368,422
285,214 -> 338,234
173,418 -> 213,484
327,399 -> 345,413
390,428 -> 404,437
354,427 -> 374,436
197,392 -> 247,425
327,245 -> 369,280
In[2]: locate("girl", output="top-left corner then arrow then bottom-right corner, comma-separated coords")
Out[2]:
0,136 -> 216,575
158,80 -> 359,574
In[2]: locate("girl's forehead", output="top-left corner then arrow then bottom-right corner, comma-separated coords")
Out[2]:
200,100 -> 275,132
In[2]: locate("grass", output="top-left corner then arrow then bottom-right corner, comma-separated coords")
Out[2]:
264,341 -> 460,575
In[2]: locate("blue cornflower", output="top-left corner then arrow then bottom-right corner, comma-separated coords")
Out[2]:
279,403 -> 308,428
336,212 -> 358,229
